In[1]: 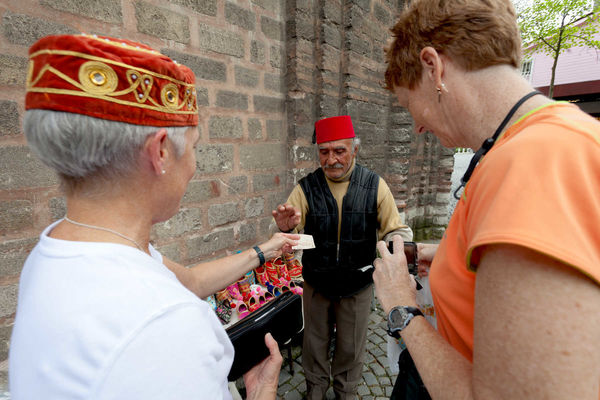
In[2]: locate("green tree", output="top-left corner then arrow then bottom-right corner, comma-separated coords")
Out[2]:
516,0 -> 600,98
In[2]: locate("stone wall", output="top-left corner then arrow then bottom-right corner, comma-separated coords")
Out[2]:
0,0 -> 453,372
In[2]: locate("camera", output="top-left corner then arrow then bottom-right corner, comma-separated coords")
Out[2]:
387,241 -> 418,276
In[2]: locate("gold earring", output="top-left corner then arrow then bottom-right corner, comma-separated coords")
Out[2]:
436,87 -> 442,103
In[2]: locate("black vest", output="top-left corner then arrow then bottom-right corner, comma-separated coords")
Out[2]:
299,164 -> 379,297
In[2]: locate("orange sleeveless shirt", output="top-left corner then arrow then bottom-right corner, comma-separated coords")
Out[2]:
430,103 -> 600,362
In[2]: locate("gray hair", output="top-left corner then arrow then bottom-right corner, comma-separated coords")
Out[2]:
314,137 -> 361,156
24,109 -> 189,192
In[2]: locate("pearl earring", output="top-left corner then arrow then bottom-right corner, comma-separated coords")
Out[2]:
161,169 -> 166,174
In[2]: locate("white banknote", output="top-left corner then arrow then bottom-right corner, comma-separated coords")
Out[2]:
292,234 -> 315,250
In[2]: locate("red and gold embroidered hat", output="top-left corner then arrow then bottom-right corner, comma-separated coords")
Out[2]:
26,34 -> 198,127
314,115 -> 355,144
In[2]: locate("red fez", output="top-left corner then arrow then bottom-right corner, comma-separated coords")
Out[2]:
26,34 -> 198,127
314,115 -> 355,144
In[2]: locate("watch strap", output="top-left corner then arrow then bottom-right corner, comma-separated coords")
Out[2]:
387,306 -> 423,339
252,246 -> 265,265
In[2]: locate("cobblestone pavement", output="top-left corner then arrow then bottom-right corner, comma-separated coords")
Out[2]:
236,299 -> 397,400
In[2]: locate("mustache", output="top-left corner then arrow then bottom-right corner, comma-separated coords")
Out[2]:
324,163 -> 344,169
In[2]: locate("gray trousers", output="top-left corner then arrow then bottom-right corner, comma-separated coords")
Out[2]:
302,282 -> 373,400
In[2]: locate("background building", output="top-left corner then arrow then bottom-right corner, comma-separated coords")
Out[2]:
522,18 -> 600,117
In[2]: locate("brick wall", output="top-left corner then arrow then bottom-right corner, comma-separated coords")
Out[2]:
0,0 -> 453,372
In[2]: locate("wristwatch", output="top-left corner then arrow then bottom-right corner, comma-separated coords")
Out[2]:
386,306 -> 423,339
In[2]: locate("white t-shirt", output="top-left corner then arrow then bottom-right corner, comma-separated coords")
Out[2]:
9,220 -> 234,399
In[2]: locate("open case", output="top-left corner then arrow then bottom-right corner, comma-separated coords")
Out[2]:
226,291 -> 303,381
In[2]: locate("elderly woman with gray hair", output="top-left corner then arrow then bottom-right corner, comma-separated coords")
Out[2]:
9,34 -> 298,400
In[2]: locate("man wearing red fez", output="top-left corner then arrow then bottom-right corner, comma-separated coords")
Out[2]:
10,34 -> 298,400
272,115 -> 413,399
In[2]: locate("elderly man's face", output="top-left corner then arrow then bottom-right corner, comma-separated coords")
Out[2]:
318,138 -> 357,179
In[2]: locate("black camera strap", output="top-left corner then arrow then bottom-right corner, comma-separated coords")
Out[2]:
452,90 -> 543,200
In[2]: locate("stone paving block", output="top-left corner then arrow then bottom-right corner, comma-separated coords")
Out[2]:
357,383 -> 371,396
371,385 -> 384,396
284,389 -> 303,400
378,376 -> 391,386
288,371 -> 304,387
277,382 -> 293,394
363,371 -> 378,386
370,334 -> 384,344
371,363 -> 386,377
279,367 -> 292,382
371,347 -> 385,358
385,385 -> 394,397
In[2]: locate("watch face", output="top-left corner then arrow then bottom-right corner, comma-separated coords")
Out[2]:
389,307 -> 408,326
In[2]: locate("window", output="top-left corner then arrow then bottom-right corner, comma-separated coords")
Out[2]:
520,59 -> 533,82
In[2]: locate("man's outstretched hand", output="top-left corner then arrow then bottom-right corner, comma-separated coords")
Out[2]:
272,203 -> 301,232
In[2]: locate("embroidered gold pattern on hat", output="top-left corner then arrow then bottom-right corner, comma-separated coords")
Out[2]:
27,51 -> 198,115
161,83 -> 179,109
79,61 -> 118,94
25,34 -> 199,126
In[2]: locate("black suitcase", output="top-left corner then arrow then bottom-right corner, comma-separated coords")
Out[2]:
226,291 -> 303,381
